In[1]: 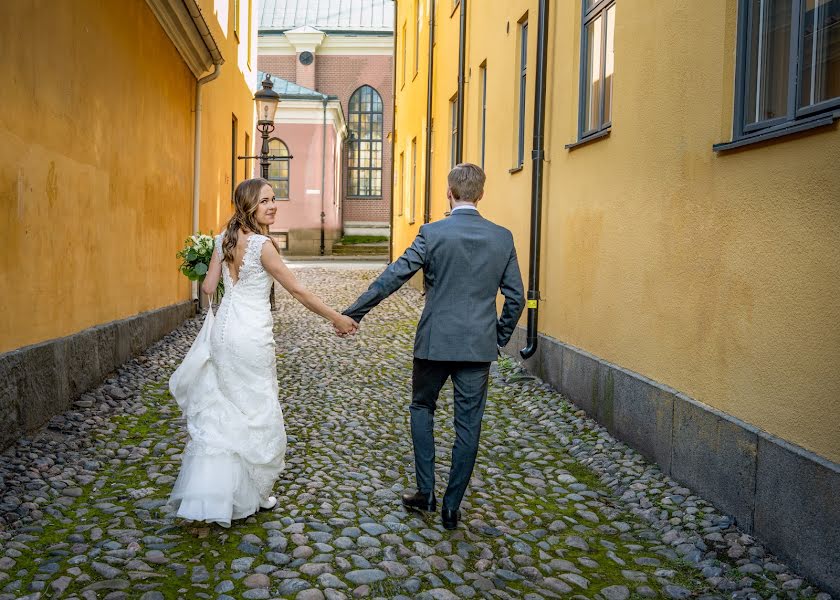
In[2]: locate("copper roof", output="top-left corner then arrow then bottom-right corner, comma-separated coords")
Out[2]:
259,0 -> 395,32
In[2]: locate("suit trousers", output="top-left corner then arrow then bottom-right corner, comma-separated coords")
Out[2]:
410,358 -> 491,510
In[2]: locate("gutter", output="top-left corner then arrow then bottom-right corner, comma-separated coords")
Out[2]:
185,0 -> 223,65
455,0 -> 466,164
422,0 -> 436,223
191,64 -> 222,237
520,0 -> 549,359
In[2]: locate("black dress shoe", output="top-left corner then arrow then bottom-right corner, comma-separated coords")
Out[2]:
441,507 -> 460,530
401,490 -> 437,512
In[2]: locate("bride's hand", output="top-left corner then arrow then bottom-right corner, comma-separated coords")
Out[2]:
333,314 -> 358,336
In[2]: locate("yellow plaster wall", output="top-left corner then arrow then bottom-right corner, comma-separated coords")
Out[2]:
197,0 -> 259,233
0,0 -> 257,354
392,0 -> 430,250
393,0 -> 840,462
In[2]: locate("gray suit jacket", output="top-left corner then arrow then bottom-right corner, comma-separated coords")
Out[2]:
343,209 -> 525,362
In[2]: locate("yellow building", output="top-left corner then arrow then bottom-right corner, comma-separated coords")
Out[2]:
0,1 -> 257,446
393,0 -> 840,593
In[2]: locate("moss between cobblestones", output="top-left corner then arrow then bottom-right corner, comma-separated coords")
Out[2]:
4,268 -> 824,599
4,379 -> 215,598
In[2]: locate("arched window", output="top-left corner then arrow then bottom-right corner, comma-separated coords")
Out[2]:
268,139 -> 290,199
348,85 -> 383,197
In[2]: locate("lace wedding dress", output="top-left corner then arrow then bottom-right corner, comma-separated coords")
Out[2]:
167,234 -> 287,527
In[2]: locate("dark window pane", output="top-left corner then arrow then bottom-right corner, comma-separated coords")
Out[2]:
604,5 -> 616,123
584,14 -> 604,132
746,0 -> 792,124
799,0 -> 840,108
267,140 -> 290,197
349,170 -> 359,195
521,22 -> 528,72
359,171 -> 370,195
519,22 -> 528,163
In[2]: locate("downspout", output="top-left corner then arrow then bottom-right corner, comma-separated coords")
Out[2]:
320,95 -> 328,256
422,0 -> 436,223
192,64 -> 222,236
520,0 -> 549,360
186,0 -> 224,302
455,0 -> 466,163
389,0 -> 399,262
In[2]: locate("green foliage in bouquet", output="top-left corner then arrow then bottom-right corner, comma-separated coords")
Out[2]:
177,233 -> 224,302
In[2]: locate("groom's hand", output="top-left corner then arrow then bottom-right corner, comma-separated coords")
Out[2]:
333,315 -> 359,337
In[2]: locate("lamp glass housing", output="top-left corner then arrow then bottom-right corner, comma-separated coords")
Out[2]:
255,76 -> 280,124
256,96 -> 278,124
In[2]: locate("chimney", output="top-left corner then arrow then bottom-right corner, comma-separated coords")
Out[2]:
284,26 -> 326,90
296,51 -> 316,90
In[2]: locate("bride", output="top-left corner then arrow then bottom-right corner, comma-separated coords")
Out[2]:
168,177 -> 358,528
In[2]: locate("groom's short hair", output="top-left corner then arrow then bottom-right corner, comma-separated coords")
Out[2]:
448,163 -> 486,202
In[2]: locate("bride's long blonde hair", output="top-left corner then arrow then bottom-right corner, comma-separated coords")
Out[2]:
221,178 -> 280,262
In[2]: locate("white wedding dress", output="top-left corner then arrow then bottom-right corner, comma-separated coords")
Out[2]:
167,233 -> 287,527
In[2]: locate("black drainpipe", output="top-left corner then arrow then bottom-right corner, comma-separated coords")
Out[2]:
320,95 -> 327,256
520,0 -> 549,360
455,0 -> 466,163
423,0 -> 436,223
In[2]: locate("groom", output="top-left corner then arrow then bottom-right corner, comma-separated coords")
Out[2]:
342,163 -> 525,529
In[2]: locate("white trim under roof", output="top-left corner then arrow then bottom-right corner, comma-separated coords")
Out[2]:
283,25 -> 327,53
260,32 -> 393,56
276,98 -> 348,137
145,0 -> 224,77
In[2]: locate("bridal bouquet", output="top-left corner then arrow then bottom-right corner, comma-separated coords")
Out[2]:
177,233 -> 223,301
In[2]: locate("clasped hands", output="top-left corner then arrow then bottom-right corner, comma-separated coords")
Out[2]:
333,314 -> 359,337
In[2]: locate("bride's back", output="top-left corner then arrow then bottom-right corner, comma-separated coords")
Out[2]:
215,232 -> 272,304
226,232 -> 255,284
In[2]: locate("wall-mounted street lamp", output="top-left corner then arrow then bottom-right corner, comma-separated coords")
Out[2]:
238,73 -> 294,178
237,73 -> 295,310
255,73 -> 280,178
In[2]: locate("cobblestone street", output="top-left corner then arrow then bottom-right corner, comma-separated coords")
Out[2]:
0,266 -> 831,600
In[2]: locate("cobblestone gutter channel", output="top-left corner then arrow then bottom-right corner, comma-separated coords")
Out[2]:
0,267 -> 831,600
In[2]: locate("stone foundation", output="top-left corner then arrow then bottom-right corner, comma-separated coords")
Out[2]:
285,228 -> 342,256
0,301 -> 195,451
503,326 -> 840,596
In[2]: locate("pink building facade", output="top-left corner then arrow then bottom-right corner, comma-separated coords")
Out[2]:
257,0 -> 394,254
256,76 -> 347,255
